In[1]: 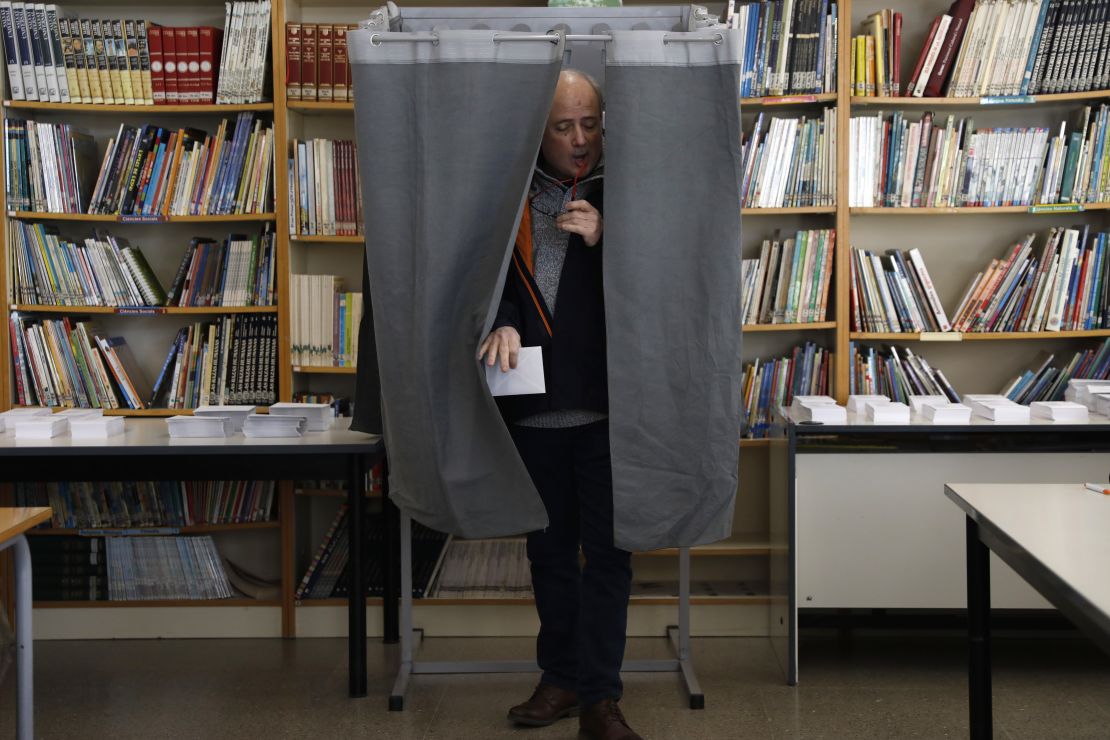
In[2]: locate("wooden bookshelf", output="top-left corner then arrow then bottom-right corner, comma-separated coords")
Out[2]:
10,305 -> 279,315
294,487 -> 378,498
741,93 -> 838,107
634,536 -> 775,558
296,595 -> 770,607
8,211 -> 278,222
291,234 -> 364,244
292,365 -> 357,374
29,521 -> 281,535
742,206 -> 836,216
287,100 -> 354,114
851,89 -> 1110,108
852,330 -> 1110,342
33,598 -> 280,608
4,101 -> 275,114
851,204 -> 1110,216
744,322 -> 836,333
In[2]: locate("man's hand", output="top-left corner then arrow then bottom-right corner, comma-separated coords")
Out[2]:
478,326 -> 522,372
557,200 -> 603,247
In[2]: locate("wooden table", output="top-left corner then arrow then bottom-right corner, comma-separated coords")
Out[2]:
945,483 -> 1110,740
1,506 -> 52,740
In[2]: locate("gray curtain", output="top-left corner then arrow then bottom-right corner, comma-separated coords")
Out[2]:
347,29 -> 562,537
604,30 -> 743,551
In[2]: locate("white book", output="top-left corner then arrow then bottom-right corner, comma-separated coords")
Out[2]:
921,402 -> 972,424
909,394 -> 950,413
866,401 -> 910,424
31,4 -> 57,102
847,394 -> 889,414
914,14 -> 953,97
43,4 -> 67,102
0,2 -> 24,100
1029,401 -> 1088,422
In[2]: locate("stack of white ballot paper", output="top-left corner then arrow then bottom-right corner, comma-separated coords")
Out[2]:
963,395 -> 1031,422
167,415 -> 232,438
865,400 -> 910,423
0,407 -> 52,433
909,394 -> 950,413
268,402 -> 332,431
1065,379 -> 1110,407
920,401 -> 972,424
15,415 -> 70,439
194,405 -> 256,432
847,395 -> 889,414
70,415 -> 125,439
1029,401 -> 1089,422
243,414 -> 306,437
790,395 -> 847,424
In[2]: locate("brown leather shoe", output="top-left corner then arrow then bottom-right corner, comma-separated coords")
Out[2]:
507,683 -> 580,727
578,698 -> 643,740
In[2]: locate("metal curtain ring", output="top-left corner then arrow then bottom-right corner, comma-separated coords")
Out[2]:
370,33 -> 382,47
714,32 -> 724,45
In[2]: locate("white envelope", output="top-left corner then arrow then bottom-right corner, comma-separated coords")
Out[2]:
485,346 -> 546,397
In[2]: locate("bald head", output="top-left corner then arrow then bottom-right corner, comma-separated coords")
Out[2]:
540,69 -> 603,180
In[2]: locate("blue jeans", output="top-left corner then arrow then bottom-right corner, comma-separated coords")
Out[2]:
510,421 -> 633,708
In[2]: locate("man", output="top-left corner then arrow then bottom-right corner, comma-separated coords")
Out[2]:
477,70 -> 642,740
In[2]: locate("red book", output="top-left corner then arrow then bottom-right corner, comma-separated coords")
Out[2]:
904,16 -> 941,97
198,27 -> 221,104
925,0 -> 975,97
285,23 -> 302,101
184,28 -> 201,104
332,25 -> 348,102
162,26 -> 179,104
148,26 -> 166,104
317,24 -> 333,101
892,12 -> 902,96
301,23 -> 317,101
173,28 -> 189,104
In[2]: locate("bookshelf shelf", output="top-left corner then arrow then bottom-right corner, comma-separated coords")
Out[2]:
287,101 -> 354,114
852,330 -> 1110,342
293,365 -> 357,374
742,206 -> 836,216
851,90 -> 1110,108
743,322 -> 836,333
29,521 -> 281,535
401,596 -> 771,606
850,204 -> 1110,216
3,101 -> 275,114
294,487 -> 378,498
739,439 -> 771,448
634,536 -> 775,558
8,212 -> 278,223
33,598 -> 280,608
741,93 -> 838,107
10,305 -> 278,315
291,234 -> 364,244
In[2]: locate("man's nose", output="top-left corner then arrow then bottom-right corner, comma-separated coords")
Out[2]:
571,125 -> 587,146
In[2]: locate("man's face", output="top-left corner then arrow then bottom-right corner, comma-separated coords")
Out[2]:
540,75 -> 602,181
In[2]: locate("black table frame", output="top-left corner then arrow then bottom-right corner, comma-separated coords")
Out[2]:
0,435 -> 390,699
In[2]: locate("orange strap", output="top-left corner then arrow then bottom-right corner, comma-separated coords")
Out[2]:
512,207 -> 552,337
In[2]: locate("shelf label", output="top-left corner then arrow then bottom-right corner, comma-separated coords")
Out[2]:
920,332 -> 962,342
117,214 -> 166,223
115,307 -> 166,315
1028,203 -> 1084,214
980,95 -> 1035,105
759,95 -> 818,105
78,527 -> 181,536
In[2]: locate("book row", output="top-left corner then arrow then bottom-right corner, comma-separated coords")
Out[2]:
741,341 -> 831,438
296,507 -> 449,600
848,106 -> 1110,208
8,313 -> 277,410
291,138 -> 364,237
742,110 -> 836,209
4,119 -> 94,212
741,228 -> 835,325
15,479 -> 277,529
849,246 -> 950,333
850,338 -> 1110,404
8,222 -> 276,308
0,2 -> 270,105
725,0 -> 839,98
89,114 -> 274,217
290,273 -> 361,368
428,538 -> 531,599
285,22 -> 357,103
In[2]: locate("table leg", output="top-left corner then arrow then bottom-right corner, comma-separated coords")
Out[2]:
348,454 -> 367,698
966,516 -> 992,740
382,456 -> 399,644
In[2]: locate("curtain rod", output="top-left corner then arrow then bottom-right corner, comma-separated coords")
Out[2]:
367,32 -> 725,46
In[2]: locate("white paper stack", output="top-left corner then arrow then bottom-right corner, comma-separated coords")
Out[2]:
866,401 -> 910,424
847,395 -> 889,414
268,402 -> 332,431
909,395 -> 950,413
0,407 -> 53,433
70,415 -> 126,439
15,415 -> 69,439
243,414 -> 307,437
791,396 -> 847,424
194,405 -> 257,433
1091,393 -> 1110,417
167,416 -> 232,438
1029,401 -> 1089,422
963,395 -> 1030,422
55,408 -> 104,418
1065,379 -> 1110,407
921,402 -> 972,424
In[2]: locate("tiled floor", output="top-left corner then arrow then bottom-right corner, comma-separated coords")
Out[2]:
2,633 -> 1108,739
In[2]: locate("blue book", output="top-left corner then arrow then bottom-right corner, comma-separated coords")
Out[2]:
1021,0 -> 1054,94
814,0 -> 829,93
141,140 -> 167,215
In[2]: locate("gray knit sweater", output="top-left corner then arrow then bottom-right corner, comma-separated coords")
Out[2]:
516,163 -> 608,430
